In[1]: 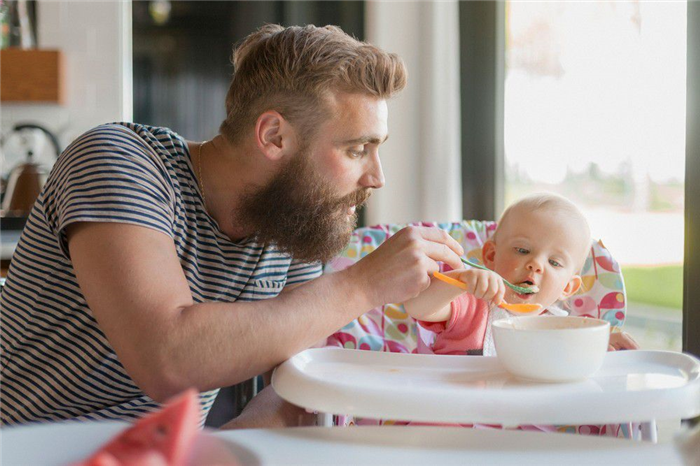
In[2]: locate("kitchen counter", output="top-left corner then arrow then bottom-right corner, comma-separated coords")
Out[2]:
1,229 -> 21,261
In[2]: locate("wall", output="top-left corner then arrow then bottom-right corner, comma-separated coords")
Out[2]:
1,0 -> 132,169
364,0 -> 462,225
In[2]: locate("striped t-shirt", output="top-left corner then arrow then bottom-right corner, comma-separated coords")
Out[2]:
0,123 -> 322,426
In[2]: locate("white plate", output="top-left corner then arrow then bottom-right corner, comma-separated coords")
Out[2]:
215,426 -> 682,466
272,348 -> 700,425
2,421 -> 128,465
0,420 -> 252,466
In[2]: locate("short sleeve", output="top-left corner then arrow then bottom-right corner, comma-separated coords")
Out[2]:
418,294 -> 489,355
285,259 -> 323,287
41,124 -> 175,259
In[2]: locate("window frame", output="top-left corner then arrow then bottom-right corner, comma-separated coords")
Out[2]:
683,2 -> 699,357
461,2 -> 698,357
459,1 -> 505,221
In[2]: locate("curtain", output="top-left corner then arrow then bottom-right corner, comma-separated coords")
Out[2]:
364,0 -> 462,225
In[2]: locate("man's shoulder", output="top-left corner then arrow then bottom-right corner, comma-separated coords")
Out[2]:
45,122 -> 190,201
85,122 -> 185,152
59,122 -> 188,171
107,122 -> 183,140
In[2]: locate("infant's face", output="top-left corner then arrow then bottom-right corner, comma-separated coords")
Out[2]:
488,207 -> 588,310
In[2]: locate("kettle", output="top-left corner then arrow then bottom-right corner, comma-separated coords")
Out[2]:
1,123 -> 61,217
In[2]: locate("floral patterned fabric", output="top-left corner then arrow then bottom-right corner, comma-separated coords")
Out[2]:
323,221 -> 637,438
325,221 -> 628,351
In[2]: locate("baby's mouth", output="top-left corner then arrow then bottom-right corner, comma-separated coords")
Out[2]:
516,279 -> 540,297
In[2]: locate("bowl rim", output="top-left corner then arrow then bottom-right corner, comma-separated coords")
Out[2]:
492,315 -> 611,332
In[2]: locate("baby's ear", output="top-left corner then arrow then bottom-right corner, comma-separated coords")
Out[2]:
560,275 -> 582,300
482,240 -> 497,268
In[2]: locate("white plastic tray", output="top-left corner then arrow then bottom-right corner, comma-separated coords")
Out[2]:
272,348 -> 700,425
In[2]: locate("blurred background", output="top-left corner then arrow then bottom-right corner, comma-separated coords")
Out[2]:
503,2 -> 687,353
1,0 -> 698,428
132,0 -> 687,351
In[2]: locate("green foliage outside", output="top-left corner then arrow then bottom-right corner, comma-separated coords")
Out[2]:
622,265 -> 683,311
505,161 -> 684,213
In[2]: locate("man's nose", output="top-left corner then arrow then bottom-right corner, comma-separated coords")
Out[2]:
360,152 -> 385,189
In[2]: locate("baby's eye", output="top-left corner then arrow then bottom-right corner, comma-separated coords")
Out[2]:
515,247 -> 529,254
549,259 -> 562,267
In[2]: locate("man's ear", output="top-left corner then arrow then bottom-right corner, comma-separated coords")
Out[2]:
560,275 -> 582,300
482,240 -> 497,269
254,111 -> 297,161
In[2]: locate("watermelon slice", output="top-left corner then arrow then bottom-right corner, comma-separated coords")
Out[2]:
76,389 -> 202,466
82,450 -> 167,466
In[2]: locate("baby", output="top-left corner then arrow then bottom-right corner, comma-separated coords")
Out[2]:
405,192 -> 638,356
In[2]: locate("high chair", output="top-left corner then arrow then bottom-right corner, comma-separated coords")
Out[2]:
321,220 -> 647,439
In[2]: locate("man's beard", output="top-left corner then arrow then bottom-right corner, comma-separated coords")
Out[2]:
235,150 -> 372,263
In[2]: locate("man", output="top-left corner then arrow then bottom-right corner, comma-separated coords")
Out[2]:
0,24 -> 464,426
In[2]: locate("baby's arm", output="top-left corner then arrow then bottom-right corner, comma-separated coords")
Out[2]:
403,271 -> 462,322
608,331 -> 640,351
404,269 -> 506,322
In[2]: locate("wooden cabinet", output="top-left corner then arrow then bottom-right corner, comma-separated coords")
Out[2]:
1,49 -> 63,103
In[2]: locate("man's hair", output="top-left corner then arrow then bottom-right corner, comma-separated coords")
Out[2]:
495,192 -> 592,270
219,24 -> 407,144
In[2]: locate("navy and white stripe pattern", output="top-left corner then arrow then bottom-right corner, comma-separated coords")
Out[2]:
0,123 -> 322,426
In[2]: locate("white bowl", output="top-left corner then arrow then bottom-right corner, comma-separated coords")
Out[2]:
492,316 -> 610,382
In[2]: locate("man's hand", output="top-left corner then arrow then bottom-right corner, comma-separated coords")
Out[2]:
451,269 -> 506,307
346,226 -> 464,309
608,331 -> 640,351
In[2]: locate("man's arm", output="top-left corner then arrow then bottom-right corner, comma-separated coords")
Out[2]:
67,223 -> 464,402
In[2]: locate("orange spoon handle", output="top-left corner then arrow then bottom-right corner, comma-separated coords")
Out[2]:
433,271 -> 468,290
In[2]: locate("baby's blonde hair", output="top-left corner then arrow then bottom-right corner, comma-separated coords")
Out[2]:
494,193 -> 591,271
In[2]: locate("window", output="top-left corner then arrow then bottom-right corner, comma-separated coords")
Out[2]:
503,2 -> 687,350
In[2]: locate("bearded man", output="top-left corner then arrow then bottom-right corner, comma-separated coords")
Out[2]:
1,24 -> 465,426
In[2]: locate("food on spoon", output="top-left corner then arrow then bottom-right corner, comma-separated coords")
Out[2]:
518,280 -> 540,293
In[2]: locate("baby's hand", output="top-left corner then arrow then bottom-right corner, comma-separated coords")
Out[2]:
608,331 -> 639,351
452,269 -> 506,307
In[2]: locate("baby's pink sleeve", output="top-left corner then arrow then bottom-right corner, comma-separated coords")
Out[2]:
418,294 -> 489,355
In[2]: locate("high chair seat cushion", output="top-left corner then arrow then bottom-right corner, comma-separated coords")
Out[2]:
323,220 -> 626,353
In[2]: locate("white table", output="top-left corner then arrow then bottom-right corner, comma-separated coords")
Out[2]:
1,421 -> 685,466
216,426 -> 684,465
272,348 -> 700,440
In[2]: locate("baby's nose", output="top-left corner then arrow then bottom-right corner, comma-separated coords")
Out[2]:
527,261 -> 543,273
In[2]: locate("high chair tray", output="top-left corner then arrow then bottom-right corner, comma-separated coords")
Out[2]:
272,348 -> 700,425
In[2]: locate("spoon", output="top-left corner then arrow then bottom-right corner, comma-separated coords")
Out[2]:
433,271 -> 542,314
460,258 -> 539,295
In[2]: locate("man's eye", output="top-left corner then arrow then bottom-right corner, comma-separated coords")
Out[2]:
348,146 -> 366,158
515,247 -> 529,254
549,259 -> 562,267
